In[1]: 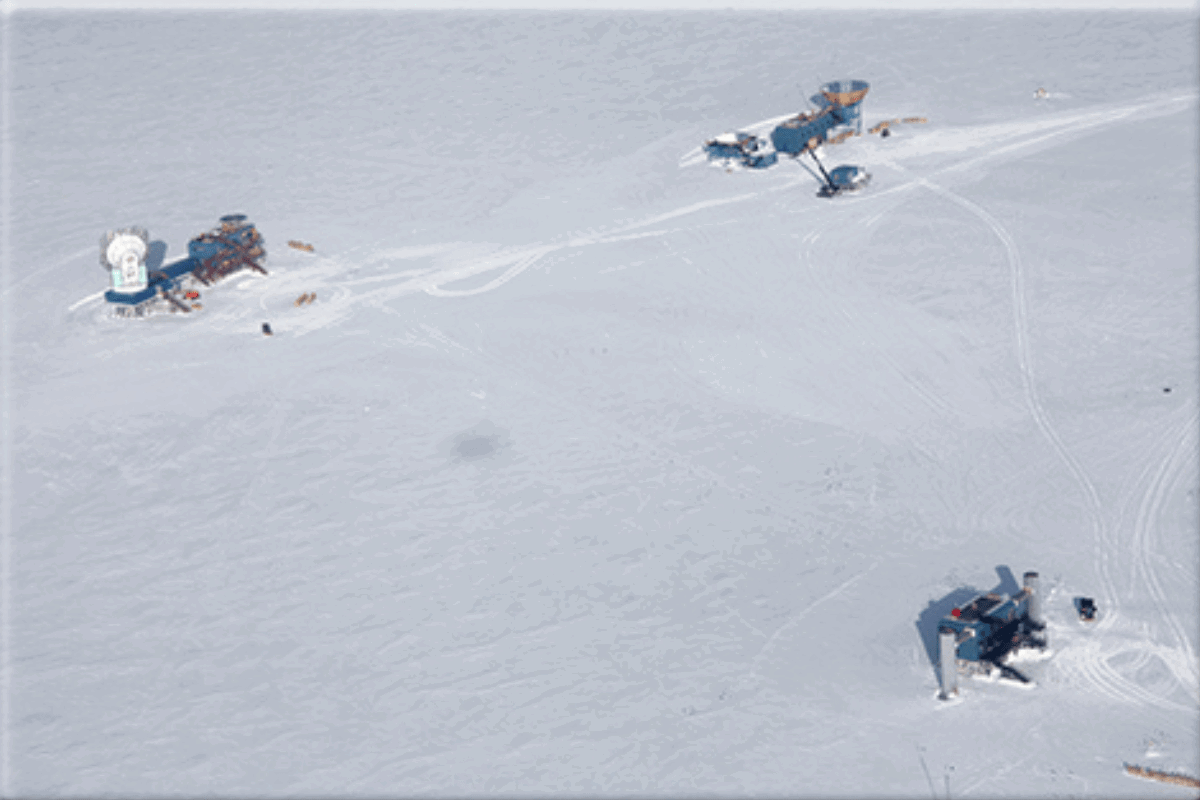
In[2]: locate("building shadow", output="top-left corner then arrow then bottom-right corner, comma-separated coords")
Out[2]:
914,565 -> 1023,679
915,585 -> 979,678
993,564 -> 1020,596
146,240 -> 168,270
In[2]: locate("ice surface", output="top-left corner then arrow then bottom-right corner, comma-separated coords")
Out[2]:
3,10 -> 1198,798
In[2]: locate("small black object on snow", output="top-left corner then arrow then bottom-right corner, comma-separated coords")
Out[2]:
881,128 -> 891,138
262,322 -> 273,336
1164,387 -> 1171,393
1075,596 -> 1097,621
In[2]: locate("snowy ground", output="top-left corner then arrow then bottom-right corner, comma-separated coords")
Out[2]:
3,10 -> 1198,798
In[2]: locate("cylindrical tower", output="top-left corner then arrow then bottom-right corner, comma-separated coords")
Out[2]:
820,80 -> 870,134
938,627 -> 958,699
1023,571 -> 1042,626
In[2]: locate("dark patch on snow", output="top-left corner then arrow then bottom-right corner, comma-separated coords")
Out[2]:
448,419 -> 511,464
456,436 -> 495,459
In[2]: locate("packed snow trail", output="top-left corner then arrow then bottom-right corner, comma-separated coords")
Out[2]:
72,93 -> 1197,322
878,158 -> 1111,572
873,160 -> 1194,714
1129,410 -> 1200,703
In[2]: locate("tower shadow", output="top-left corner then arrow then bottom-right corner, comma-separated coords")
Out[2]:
993,564 -> 1020,596
146,240 -> 168,270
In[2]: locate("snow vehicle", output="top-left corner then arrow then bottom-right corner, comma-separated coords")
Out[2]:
1075,597 -> 1097,622
938,571 -> 1047,699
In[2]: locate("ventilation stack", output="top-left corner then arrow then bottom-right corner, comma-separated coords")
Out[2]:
938,627 -> 958,700
1023,571 -> 1042,627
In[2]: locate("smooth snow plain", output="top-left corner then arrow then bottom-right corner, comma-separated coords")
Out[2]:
3,10 -> 1198,798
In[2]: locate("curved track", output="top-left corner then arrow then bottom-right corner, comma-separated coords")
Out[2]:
1128,411 -> 1200,703
852,94 -> 1197,711
905,174 -> 1193,713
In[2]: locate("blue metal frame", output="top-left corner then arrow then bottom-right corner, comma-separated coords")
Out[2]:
105,215 -> 263,311
771,80 -> 870,155
938,589 -> 1034,663
105,256 -> 199,305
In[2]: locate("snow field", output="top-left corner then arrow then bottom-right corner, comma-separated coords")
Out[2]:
6,10 -> 1199,798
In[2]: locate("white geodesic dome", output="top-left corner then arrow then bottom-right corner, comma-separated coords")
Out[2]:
100,227 -> 150,293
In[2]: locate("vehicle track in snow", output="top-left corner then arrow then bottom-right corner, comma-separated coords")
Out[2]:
1127,410 -> 1199,703
225,193 -> 799,337
869,147 -> 1197,712
912,180 -> 1102,477
610,92 -> 1200,709
900,174 -> 1170,711
351,183 -> 805,310
66,93 -> 1196,330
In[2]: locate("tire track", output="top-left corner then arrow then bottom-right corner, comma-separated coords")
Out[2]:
1130,411 -> 1199,701
933,93 -> 1195,182
885,170 -> 1180,711
907,176 -> 1116,597
424,249 -> 553,298
1047,405 -> 1196,714
1114,402 -> 1196,594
